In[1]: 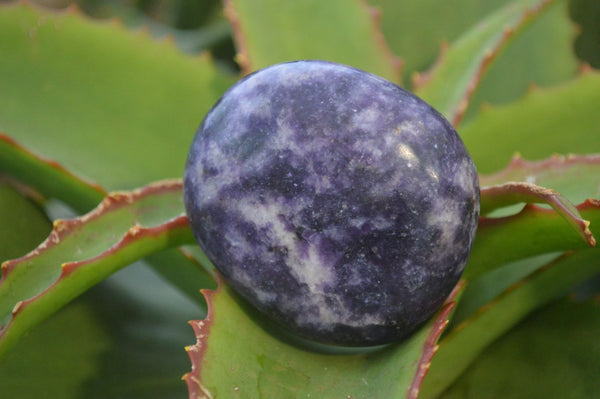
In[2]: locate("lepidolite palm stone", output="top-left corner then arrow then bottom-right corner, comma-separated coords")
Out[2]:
184,60 -> 479,346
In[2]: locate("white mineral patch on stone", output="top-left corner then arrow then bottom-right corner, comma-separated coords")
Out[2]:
234,197 -> 335,293
293,292 -> 385,331
234,268 -> 278,303
403,262 -> 427,293
351,106 -> 381,131
425,198 -> 463,266
396,118 -> 425,139
396,143 -> 419,167
455,159 -> 479,194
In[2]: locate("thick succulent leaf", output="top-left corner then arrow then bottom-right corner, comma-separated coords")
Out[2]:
0,264 -> 201,399
465,0 -> 578,121
480,182 -> 595,246
439,299 -> 600,398
0,2 -> 234,190
369,0 -> 577,101
461,68 -> 600,173
1,133 -> 212,304
0,180 -> 199,358
467,200 -> 599,280
480,154 -> 600,205
420,248 -> 600,399
0,183 -> 51,260
452,252 -> 562,326
367,0 -> 506,81
223,0 -> 400,81
0,133 -> 106,214
453,154 -> 600,336
413,0 -> 555,126
183,278 -> 463,399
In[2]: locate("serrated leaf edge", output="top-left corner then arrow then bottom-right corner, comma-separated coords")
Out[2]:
465,63 -> 600,126
0,180 -> 192,357
413,0 -> 555,127
0,179 -> 183,279
223,0 -> 402,80
183,274 -> 222,399
406,280 -> 465,399
479,152 -> 600,186
480,182 -> 596,246
222,0 -> 251,75
2,0 -> 220,67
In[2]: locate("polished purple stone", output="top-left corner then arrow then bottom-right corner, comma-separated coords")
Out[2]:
184,60 -> 479,346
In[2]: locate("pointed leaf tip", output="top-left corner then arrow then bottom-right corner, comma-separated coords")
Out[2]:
480,182 -> 596,247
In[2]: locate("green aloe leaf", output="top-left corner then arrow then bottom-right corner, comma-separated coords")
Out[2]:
479,182 -> 595,245
0,1 -> 222,304
461,68 -> 600,173
0,183 -> 51,260
0,2 -> 234,191
368,0 -> 506,81
467,200 -> 599,280
369,0 -> 577,101
452,155 -> 600,339
413,0 -> 555,126
0,264 -> 201,399
0,180 -> 199,358
1,133 -> 211,304
183,278 -> 463,399
0,133 -> 106,214
439,299 -> 600,398
465,0 -> 578,121
480,154 -> 600,205
223,0 -> 400,81
420,248 -> 600,399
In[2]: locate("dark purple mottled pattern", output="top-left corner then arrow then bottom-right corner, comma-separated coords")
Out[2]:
184,60 -> 479,346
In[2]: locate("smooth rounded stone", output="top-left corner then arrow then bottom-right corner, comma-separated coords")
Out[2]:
184,60 -> 480,346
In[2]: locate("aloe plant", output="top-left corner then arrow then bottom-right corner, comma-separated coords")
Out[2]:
0,0 -> 598,398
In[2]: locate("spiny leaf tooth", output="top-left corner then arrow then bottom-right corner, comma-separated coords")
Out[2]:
11,301 -> 23,316
184,282 -> 220,399
222,0 -> 250,74
480,152 -> 600,188
579,63 -> 595,74
407,280 -> 465,399
480,181 -> 596,246
526,81 -> 541,94
411,41 -> 449,91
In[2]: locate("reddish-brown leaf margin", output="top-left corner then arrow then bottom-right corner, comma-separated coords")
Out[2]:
184,274 -> 223,399
480,182 -> 596,246
223,0 -> 402,80
413,0 -> 555,127
479,153 -> 600,187
0,180 -> 192,353
406,280 -> 465,399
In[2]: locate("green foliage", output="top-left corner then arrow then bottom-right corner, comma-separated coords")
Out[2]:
441,298 -> 600,398
0,0 -> 598,398
0,180 -> 197,358
0,2 -> 233,190
185,282 -> 460,399
224,0 -> 399,81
